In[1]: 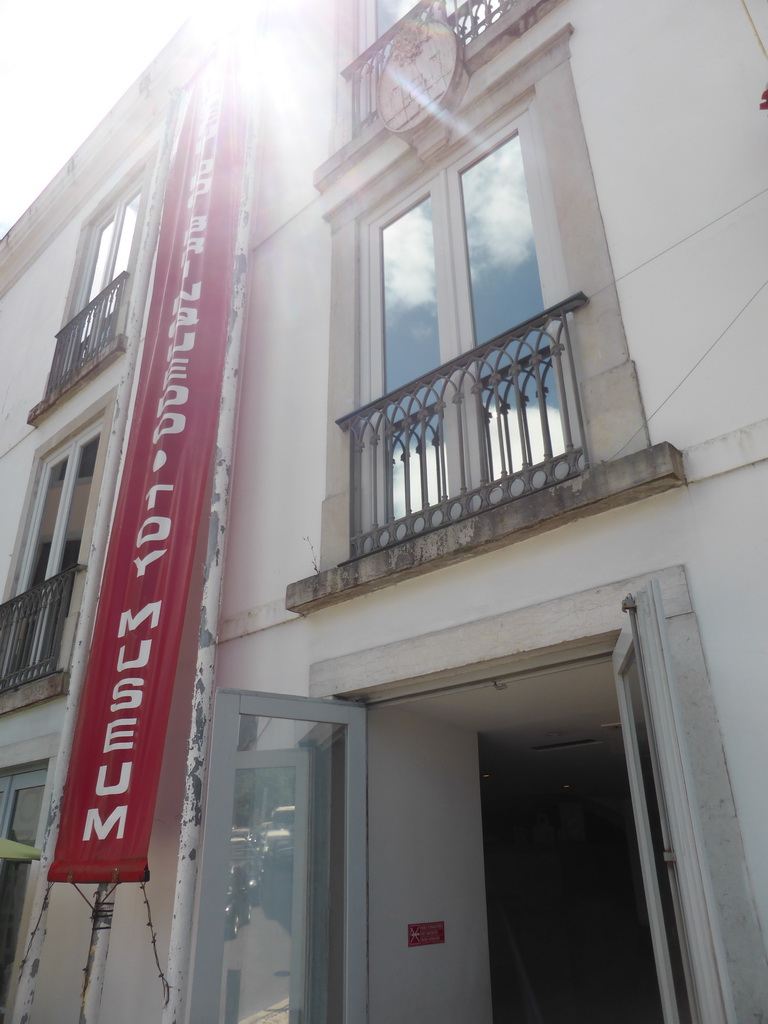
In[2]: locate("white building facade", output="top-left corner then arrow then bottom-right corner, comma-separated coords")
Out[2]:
0,2 -> 767,1022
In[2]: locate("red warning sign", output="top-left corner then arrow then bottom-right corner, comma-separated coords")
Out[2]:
408,921 -> 445,947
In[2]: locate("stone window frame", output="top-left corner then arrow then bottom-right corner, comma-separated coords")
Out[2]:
27,172 -> 149,425
8,396 -> 114,603
68,177 -> 147,321
0,399 -> 113,713
14,423 -> 103,596
289,24 -> 677,612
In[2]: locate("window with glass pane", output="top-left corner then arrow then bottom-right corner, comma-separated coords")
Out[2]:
219,715 -> 347,1024
24,433 -> 100,591
383,198 -> 440,391
377,131 -> 548,399
353,121 -> 577,555
377,0 -> 414,34
28,457 -> 68,589
85,190 -> 141,303
0,769 -> 46,1024
192,693 -> 365,1024
461,135 -> 543,345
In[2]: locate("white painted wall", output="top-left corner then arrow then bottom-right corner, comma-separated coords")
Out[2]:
368,705 -> 492,1024
278,466 -> 768,932
221,206 -> 333,622
1,0 -> 767,1019
567,0 -> 768,451
0,25 -> 209,1024
214,0 -> 768,961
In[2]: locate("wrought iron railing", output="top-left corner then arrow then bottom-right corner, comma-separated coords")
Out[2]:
453,0 -> 531,44
343,0 -> 531,134
45,272 -> 129,397
338,295 -> 588,559
0,565 -> 82,693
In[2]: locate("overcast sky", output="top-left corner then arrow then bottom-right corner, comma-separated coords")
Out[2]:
0,0 -> 196,236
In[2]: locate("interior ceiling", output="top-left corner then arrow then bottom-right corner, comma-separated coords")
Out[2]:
392,659 -> 629,802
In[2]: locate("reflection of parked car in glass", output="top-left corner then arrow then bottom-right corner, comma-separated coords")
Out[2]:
256,807 -> 296,927
259,805 -> 295,865
230,826 -> 254,854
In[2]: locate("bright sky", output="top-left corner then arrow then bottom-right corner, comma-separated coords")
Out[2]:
0,0 -> 197,237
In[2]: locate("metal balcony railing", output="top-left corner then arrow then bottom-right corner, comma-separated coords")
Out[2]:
0,565 -> 82,693
338,294 -> 588,559
343,0 -> 529,134
46,272 -> 128,397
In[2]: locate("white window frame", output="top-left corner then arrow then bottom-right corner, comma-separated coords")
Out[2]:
362,106 -> 568,403
16,423 -> 103,594
0,767 -> 47,1021
0,768 -> 47,841
74,181 -> 145,314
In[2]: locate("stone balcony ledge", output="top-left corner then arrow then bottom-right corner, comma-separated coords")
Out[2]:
286,441 -> 685,615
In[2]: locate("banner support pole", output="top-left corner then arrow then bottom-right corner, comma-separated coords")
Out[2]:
78,882 -> 115,1024
161,61 -> 258,1024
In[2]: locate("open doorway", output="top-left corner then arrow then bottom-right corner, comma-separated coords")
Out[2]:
367,655 -> 667,1024
477,660 -> 664,1022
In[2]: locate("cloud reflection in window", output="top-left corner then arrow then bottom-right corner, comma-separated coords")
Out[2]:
382,197 -> 440,391
377,0 -> 417,34
461,134 -> 543,345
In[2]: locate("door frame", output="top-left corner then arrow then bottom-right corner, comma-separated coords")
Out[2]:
307,564 -> 766,1020
613,580 -> 731,1023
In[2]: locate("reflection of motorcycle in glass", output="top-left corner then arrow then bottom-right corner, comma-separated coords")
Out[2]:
225,827 -> 260,940
225,863 -> 252,940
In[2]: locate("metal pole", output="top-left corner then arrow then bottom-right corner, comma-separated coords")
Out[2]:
11,96 -> 180,1024
161,50 -> 258,1024
78,883 -> 115,1024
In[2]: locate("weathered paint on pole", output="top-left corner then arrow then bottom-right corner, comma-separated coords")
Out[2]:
78,884 -> 115,1024
161,44 -> 259,1024
160,121 -> 256,1024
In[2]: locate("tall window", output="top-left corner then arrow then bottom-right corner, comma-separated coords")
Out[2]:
375,0 -> 466,36
375,129 -> 547,395
460,135 -> 543,348
82,189 -> 141,306
0,768 -> 46,1023
19,429 -> 101,593
382,196 -> 440,390
377,0 -> 414,33
345,119 -> 577,557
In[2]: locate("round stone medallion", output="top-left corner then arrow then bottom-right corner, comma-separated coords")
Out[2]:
377,15 -> 461,134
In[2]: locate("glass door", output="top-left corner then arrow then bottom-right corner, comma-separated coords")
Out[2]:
614,633 -> 694,1023
189,691 -> 366,1024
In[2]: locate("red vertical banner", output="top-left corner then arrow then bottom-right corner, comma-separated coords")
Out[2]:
50,51 -> 247,883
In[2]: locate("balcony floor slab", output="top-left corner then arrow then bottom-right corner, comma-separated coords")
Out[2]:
0,671 -> 69,717
285,441 -> 685,615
